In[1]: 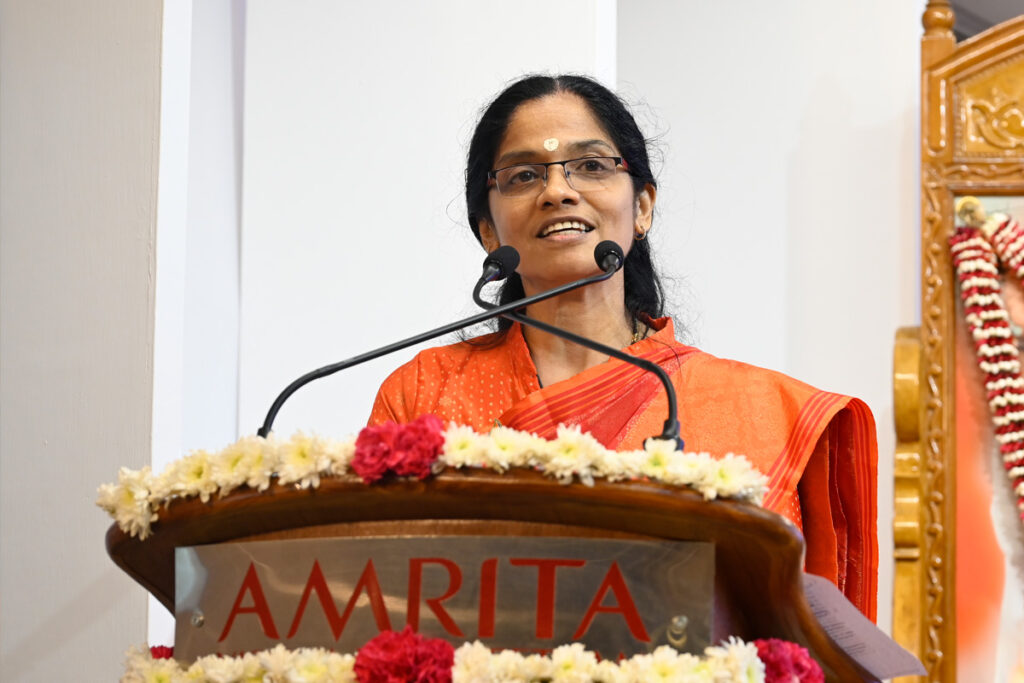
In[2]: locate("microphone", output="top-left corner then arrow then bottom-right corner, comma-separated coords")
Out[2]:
480,245 -> 520,284
595,240 -> 624,273
256,245 -> 619,437
473,241 -> 684,449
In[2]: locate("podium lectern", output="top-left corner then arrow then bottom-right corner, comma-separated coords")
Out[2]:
107,468 -> 877,681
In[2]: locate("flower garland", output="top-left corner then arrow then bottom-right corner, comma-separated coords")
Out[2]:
122,628 -> 825,682
97,416 -> 768,539
950,211 -> 1024,521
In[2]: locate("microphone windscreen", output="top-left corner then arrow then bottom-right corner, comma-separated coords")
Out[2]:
483,245 -> 520,279
594,241 -> 625,272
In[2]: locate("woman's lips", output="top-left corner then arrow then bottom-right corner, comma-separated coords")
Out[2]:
537,220 -> 594,238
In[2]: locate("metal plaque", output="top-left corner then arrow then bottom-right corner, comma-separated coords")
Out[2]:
175,536 -> 713,661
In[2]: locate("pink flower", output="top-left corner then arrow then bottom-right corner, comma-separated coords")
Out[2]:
149,645 -> 174,659
392,414 -> 445,479
352,421 -> 401,483
754,638 -> 824,683
352,415 -> 445,483
354,626 -> 454,683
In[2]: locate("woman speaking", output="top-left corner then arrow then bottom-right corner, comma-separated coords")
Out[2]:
368,75 -> 878,621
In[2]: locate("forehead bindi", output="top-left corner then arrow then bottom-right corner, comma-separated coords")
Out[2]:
495,94 -> 616,165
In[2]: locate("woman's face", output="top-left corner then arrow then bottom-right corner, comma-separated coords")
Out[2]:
478,93 -> 655,294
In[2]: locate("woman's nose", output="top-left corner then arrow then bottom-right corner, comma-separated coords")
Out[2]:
537,164 -> 580,205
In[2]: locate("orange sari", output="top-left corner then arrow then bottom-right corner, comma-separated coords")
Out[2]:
369,318 -> 878,620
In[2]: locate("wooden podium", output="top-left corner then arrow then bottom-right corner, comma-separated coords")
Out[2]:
107,468 -> 877,681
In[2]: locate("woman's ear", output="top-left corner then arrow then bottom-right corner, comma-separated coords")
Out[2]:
635,184 -> 657,231
478,218 -> 500,253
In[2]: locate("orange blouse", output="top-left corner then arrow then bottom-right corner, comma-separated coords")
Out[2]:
369,318 -> 878,620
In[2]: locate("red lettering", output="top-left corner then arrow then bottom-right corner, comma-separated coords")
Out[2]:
510,558 -> 585,638
218,562 -> 279,641
572,562 -> 650,641
406,558 -> 464,636
337,559 -> 391,634
286,560 -> 344,638
478,558 -> 498,638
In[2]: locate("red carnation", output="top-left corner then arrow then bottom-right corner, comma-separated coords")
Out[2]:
352,420 -> 402,483
754,638 -> 824,683
353,415 -> 445,483
149,645 -> 174,659
354,627 -> 454,683
392,414 -> 445,479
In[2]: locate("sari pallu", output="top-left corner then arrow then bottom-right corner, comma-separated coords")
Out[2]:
369,319 -> 878,620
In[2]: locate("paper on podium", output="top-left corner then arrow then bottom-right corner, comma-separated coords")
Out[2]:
802,573 -> 925,679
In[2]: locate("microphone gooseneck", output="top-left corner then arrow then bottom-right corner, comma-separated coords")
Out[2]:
472,241 -> 684,449
257,245 -> 618,438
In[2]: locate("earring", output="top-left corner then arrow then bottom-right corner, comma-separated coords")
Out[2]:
634,228 -> 647,241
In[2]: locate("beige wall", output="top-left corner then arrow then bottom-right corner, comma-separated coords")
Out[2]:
0,1 -> 161,679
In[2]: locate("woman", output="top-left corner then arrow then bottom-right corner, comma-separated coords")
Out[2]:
368,75 -> 878,621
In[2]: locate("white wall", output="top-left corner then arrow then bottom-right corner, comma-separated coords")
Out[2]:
617,0 -> 923,634
0,1 -> 162,679
239,0 -> 617,437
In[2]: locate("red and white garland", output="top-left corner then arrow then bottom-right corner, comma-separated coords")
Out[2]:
98,417 -> 768,540
123,628 -> 826,682
950,211 -> 1024,521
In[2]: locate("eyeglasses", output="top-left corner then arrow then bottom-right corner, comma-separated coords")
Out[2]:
487,156 -> 630,196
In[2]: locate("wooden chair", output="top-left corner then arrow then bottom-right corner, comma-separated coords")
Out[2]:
893,3 -> 1024,680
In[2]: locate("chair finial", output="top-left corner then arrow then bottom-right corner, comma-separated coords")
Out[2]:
923,0 -> 955,38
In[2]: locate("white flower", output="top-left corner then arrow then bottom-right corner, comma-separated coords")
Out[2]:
121,644 -> 154,682
453,641 -> 496,682
285,647 -> 334,682
665,452 -> 714,489
593,659 -> 627,683
98,467 -> 158,539
542,424 -> 606,484
709,454 -> 766,501
325,437 -> 356,476
177,663 -> 207,683
521,653 -> 555,680
705,637 -> 765,683
442,424 -> 487,468
211,440 -> 253,495
550,642 -> 599,681
168,450 -> 219,503
259,643 -> 295,681
238,652 -> 266,682
485,426 -> 537,470
192,652 -> 246,682
127,655 -> 182,683
277,432 -> 330,489
322,653 -> 357,683
651,646 -> 690,678
619,652 -> 652,681
490,648 -> 529,680
237,434 -> 277,492
619,647 -> 717,683
605,449 -> 647,481
640,438 -> 680,480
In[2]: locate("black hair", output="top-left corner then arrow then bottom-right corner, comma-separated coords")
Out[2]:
465,74 -> 664,332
